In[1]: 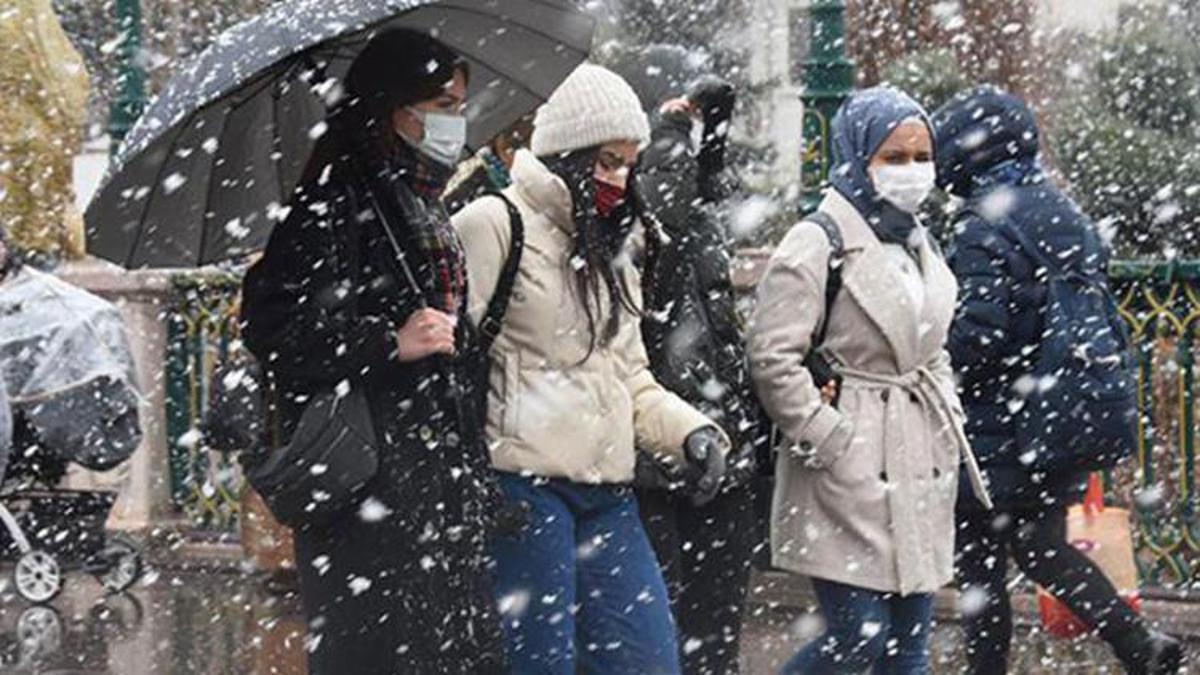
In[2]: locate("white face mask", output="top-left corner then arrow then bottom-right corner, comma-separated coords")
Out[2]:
405,108 -> 467,168
870,161 -> 936,214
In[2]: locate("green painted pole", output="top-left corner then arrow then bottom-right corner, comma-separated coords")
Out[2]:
800,0 -> 855,215
108,0 -> 146,155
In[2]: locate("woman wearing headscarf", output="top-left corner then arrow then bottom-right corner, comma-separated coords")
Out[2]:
240,30 -> 505,674
453,63 -> 729,675
748,87 -> 988,674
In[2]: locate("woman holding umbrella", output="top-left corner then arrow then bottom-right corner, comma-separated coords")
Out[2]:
240,30 -> 505,674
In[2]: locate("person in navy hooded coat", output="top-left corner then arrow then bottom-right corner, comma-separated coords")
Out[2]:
935,85 -> 1183,675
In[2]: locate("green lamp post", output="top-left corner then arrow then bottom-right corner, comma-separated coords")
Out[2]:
107,0 -> 146,155
799,0 -> 855,214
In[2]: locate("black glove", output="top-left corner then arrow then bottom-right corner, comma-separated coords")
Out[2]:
683,426 -> 726,507
688,76 -> 736,132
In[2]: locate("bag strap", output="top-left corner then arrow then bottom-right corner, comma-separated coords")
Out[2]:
477,192 -> 525,350
806,210 -> 845,349
351,163 -> 429,309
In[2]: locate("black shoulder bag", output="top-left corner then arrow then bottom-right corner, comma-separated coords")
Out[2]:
244,173 -> 411,530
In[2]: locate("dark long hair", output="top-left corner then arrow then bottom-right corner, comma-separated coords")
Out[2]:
542,150 -> 644,361
300,29 -> 468,185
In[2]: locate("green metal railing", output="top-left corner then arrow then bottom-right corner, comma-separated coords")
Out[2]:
157,261 -> 1200,585
1111,261 -> 1200,590
165,273 -> 245,532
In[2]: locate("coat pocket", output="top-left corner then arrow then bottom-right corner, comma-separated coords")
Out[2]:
788,404 -> 856,470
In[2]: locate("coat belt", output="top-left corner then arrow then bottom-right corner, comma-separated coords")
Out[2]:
839,366 -> 994,510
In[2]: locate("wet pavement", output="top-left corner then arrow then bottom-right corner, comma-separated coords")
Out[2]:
0,563 -> 1180,674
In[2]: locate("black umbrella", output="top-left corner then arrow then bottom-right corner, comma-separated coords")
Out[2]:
86,0 -> 594,269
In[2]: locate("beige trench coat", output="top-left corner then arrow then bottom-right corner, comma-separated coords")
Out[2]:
453,150 -> 721,484
749,190 -> 989,595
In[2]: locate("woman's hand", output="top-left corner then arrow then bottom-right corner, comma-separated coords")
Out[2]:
395,308 -> 457,362
819,381 -> 839,406
683,427 -> 726,507
659,97 -> 697,117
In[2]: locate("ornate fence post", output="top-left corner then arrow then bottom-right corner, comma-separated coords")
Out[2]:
1111,261 -> 1200,589
799,0 -> 855,215
108,0 -> 146,152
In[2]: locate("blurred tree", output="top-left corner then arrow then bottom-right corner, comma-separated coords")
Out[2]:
847,0 -> 1039,97
845,0 -> 939,85
1050,4 -> 1200,258
1,0 -> 90,259
879,48 -> 969,111
53,0 -> 270,139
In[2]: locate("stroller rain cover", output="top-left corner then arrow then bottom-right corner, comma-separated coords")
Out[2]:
0,267 -> 142,471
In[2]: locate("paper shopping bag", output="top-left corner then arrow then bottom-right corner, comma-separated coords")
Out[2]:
1037,473 -> 1141,639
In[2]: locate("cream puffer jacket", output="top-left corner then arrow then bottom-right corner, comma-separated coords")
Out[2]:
453,150 -> 724,484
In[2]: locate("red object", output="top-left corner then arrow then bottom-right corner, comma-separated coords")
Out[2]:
594,178 -> 625,217
1082,472 -> 1105,515
1037,472 -> 1142,639
1038,589 -> 1142,639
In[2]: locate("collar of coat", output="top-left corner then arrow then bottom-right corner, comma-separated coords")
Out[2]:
510,149 -> 576,235
818,189 -> 958,374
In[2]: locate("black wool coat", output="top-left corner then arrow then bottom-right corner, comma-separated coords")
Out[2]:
240,155 -> 505,675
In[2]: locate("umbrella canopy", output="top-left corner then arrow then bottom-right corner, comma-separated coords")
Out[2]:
86,0 -> 594,269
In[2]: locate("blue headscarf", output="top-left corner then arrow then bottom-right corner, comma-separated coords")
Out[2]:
828,87 -> 933,248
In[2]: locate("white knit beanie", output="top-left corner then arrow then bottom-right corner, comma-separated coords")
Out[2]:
531,63 -> 652,157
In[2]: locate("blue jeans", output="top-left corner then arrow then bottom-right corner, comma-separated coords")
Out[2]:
490,473 -> 680,675
782,578 -> 934,675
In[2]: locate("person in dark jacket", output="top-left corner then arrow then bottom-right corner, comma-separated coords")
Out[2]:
633,77 -> 765,675
443,116 -> 533,214
239,30 -> 505,675
935,85 -> 1183,675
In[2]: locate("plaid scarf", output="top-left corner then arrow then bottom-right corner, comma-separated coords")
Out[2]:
390,144 -> 466,313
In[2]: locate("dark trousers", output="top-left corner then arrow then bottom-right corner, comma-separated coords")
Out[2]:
637,484 -> 759,675
491,474 -> 680,675
783,579 -> 934,674
955,505 -> 1148,674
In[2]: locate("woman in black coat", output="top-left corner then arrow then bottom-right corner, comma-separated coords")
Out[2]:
240,30 -> 505,675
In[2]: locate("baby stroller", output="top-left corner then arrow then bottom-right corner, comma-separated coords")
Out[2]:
0,267 -> 145,603
0,414 -> 143,603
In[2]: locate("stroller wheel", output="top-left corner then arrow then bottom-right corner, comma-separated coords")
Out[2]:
97,536 -> 142,594
16,605 -> 63,662
14,550 -> 62,604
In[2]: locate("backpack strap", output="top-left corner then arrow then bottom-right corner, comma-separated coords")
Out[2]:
806,210 -> 844,348
993,218 -> 1064,278
477,192 -> 525,350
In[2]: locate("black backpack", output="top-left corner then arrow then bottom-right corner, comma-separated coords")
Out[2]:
461,193 -> 525,432
761,211 -> 843,474
800,211 -> 846,404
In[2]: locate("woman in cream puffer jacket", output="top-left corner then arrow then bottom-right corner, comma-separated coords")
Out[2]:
453,63 -> 727,675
